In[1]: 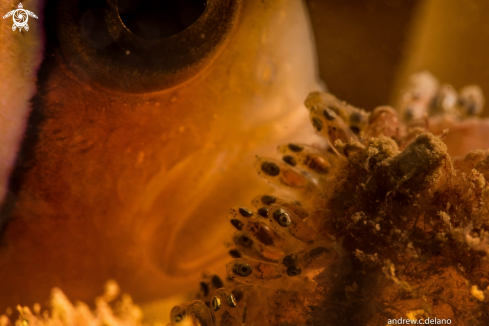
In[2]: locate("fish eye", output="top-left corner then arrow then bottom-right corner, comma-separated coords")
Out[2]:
257,207 -> 269,218
261,195 -> 276,205
200,281 -> 210,296
238,207 -> 254,217
261,161 -> 280,176
282,155 -> 297,166
231,290 -> 243,302
273,208 -> 291,227
226,293 -> 237,307
117,0 -> 206,40
173,314 -> 183,323
211,296 -> 221,311
312,117 -> 323,131
288,143 -> 303,152
233,263 -> 252,277
238,235 -> 252,247
349,125 -> 361,134
211,275 -> 224,288
323,108 -> 336,121
286,266 -> 301,276
230,219 -> 244,231
228,249 -> 242,258
52,0 -> 239,93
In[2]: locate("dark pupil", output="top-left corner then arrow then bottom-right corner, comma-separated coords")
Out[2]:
240,236 -> 251,246
350,126 -> 360,134
241,267 -> 248,273
118,0 -> 207,39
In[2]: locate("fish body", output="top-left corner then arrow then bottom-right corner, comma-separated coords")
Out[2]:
0,0 -> 322,310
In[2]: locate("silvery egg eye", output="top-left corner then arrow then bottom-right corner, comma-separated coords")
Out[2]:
211,296 -> 221,311
51,0 -> 238,93
226,293 -> 237,307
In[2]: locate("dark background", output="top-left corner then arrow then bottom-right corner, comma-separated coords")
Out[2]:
306,0 -> 419,110
305,0 -> 489,117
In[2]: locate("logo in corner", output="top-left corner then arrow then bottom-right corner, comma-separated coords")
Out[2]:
3,2 -> 38,32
